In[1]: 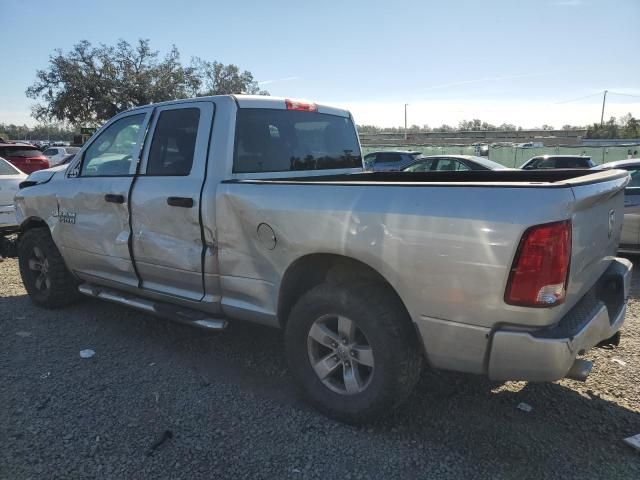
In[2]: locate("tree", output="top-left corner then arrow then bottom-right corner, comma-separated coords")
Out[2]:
192,58 -> 267,96
26,39 -> 268,126
541,124 -> 555,131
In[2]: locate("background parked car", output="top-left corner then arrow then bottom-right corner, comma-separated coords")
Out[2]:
0,156 -> 27,234
520,155 -> 594,170
0,143 -> 49,174
42,146 -> 80,166
363,150 -> 424,171
595,159 -> 640,252
402,155 -> 510,172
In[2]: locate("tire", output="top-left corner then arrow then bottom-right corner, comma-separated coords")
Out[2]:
18,228 -> 80,309
285,281 -> 423,423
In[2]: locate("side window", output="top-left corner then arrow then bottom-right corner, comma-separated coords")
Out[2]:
377,153 -> 400,163
43,149 -> 56,156
81,114 -> 146,177
537,158 -> 557,169
435,159 -> 470,171
404,159 -> 433,172
364,153 -> 377,170
147,108 -> 200,176
627,169 -> 640,188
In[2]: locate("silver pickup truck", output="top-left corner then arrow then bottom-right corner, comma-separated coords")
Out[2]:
13,95 -> 632,423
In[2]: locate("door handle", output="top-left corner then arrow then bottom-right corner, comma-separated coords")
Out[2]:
104,194 -> 125,204
167,196 -> 194,208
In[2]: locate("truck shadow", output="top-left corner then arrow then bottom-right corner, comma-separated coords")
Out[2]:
374,366 -> 639,467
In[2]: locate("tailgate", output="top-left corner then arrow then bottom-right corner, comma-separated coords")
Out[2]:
564,170 -> 629,305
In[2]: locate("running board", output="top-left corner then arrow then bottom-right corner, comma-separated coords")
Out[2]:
78,284 -> 227,330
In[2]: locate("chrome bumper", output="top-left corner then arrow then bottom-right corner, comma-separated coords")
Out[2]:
488,257 -> 632,381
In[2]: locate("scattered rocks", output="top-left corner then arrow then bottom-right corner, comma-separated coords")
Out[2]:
1,257 -> 639,479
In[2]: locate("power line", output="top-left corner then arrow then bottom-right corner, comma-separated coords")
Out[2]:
608,91 -> 640,99
554,92 -> 603,104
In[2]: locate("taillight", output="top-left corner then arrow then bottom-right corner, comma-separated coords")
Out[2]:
285,99 -> 317,112
505,220 -> 571,307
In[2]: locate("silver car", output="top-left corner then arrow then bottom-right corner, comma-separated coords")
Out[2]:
402,155 -> 509,172
363,150 -> 423,171
595,159 -> 640,252
0,156 -> 27,233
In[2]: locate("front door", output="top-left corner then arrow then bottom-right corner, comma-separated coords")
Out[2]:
129,102 -> 214,300
57,110 -> 151,287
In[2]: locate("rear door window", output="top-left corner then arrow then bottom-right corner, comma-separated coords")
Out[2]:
434,158 -> 471,171
556,157 -> 590,168
146,108 -> 200,176
234,109 -> 361,173
404,159 -> 434,172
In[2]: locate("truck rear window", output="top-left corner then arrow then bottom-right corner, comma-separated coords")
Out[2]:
233,109 -> 362,173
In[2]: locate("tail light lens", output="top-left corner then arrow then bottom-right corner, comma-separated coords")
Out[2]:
505,220 -> 572,307
285,99 -> 317,112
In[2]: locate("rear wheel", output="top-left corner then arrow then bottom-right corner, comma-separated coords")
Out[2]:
285,282 -> 423,423
18,228 -> 80,308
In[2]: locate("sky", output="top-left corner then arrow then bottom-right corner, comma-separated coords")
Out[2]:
1,0 -> 639,128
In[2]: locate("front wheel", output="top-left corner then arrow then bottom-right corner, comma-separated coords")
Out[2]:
18,228 -> 80,308
285,282 -> 423,423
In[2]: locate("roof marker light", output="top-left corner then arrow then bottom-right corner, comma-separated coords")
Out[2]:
285,99 -> 317,112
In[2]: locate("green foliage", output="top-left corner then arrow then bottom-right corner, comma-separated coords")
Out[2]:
358,120 -> 579,134
585,113 -> 640,139
26,39 -> 268,126
0,123 -> 75,142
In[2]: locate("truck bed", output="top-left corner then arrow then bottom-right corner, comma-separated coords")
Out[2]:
224,168 -> 620,186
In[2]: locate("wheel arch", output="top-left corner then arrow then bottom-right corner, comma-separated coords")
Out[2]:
20,216 -> 50,233
277,253 -> 411,329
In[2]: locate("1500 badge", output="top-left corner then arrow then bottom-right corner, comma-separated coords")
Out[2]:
52,208 -> 77,224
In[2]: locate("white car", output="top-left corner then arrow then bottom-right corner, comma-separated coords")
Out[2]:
0,156 -> 27,232
42,146 -> 80,166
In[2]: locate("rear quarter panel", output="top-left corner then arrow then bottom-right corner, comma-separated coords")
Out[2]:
215,182 -> 582,330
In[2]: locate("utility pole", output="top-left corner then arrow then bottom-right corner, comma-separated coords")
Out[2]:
404,104 -> 408,141
600,90 -> 608,126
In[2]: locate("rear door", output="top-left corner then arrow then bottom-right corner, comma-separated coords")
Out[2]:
130,101 -> 214,301
57,110 -> 152,286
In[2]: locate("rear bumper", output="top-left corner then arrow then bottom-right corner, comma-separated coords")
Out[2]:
488,257 -> 632,381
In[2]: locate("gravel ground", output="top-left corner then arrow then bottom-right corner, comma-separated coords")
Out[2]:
1,257 -> 639,479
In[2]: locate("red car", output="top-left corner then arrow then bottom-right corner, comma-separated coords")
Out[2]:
0,143 -> 49,173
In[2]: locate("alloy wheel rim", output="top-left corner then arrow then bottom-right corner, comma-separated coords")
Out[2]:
307,314 -> 374,395
28,246 -> 51,292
